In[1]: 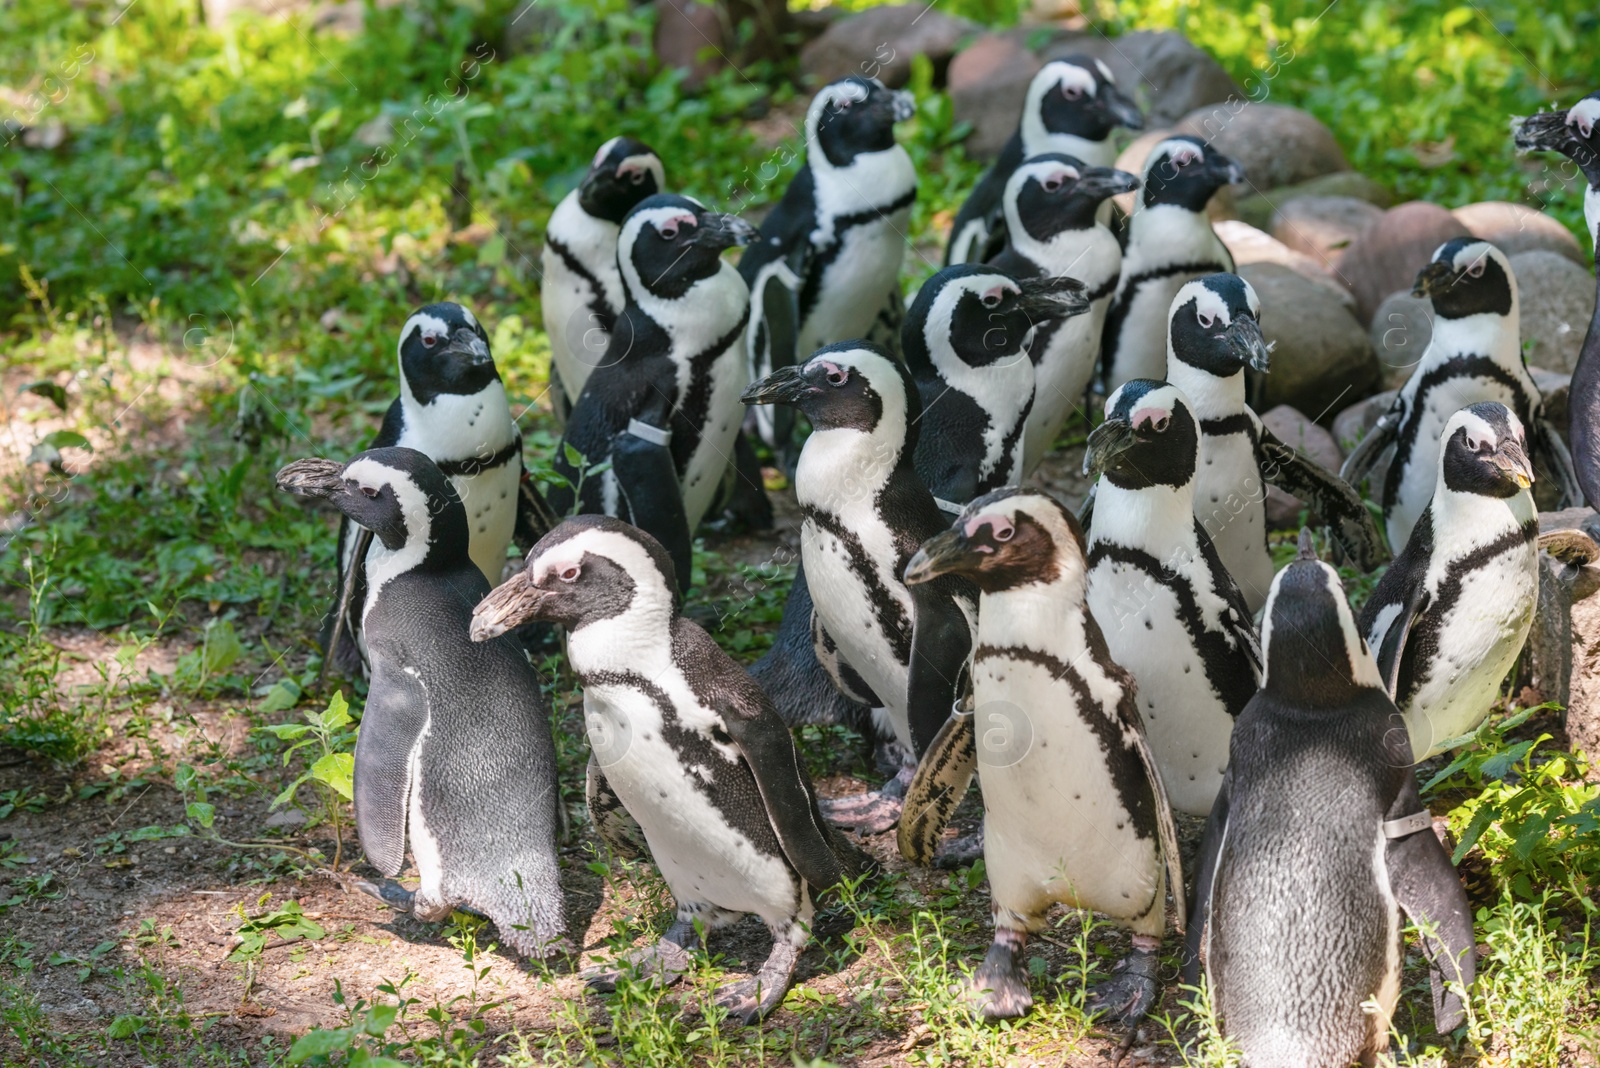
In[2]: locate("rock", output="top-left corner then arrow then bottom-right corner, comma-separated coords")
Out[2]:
800,4 -> 977,88
1112,128 -> 1235,222
948,32 -> 1043,159
1369,290 -> 1433,389
654,0 -> 728,92
1215,220 -> 1352,305
1260,405 -> 1343,526
1453,201 -> 1586,266
1235,171 -> 1394,231
1510,250 -> 1597,374
1530,364 -> 1572,438
1240,263 -> 1382,421
1526,510 -> 1600,777
1332,391 -> 1396,453
1271,195 -> 1384,273
1336,201 -> 1471,326
1173,102 -> 1348,191
265,809 -> 308,829
1042,30 -> 1244,127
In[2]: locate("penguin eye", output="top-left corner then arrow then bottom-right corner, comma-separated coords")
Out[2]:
625,169 -> 644,184
992,522 -> 1014,542
659,224 -> 677,240
1196,312 -> 1214,329
421,334 -> 437,347
1062,85 -> 1083,101
350,480 -> 379,499
1466,259 -> 1486,278
826,367 -> 849,387
1151,415 -> 1170,432
559,565 -> 581,583
836,97 -> 852,110
1041,176 -> 1063,192
981,293 -> 1002,309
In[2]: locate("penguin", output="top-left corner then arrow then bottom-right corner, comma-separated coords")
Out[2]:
1101,137 -> 1244,394
945,57 -> 1143,266
904,264 -> 1090,510
275,448 -> 567,958
1340,239 -> 1581,550
987,153 -> 1139,472
322,302 -> 549,677
903,487 -> 1184,1027
1358,403 -> 1540,760
1515,92 -> 1600,508
1080,380 -> 1261,816
549,194 -> 756,590
541,137 -> 665,422
1164,273 -> 1386,612
469,515 -> 868,1024
739,75 -> 916,454
1184,532 -> 1475,1067
741,343 -> 976,839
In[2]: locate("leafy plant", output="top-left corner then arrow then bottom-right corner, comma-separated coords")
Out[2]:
0,789 -> 47,820
255,690 -> 358,868
229,896 -> 328,963
1467,893 -> 1597,1066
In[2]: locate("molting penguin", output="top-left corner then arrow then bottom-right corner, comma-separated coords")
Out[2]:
1359,403 -> 1540,760
988,154 -> 1139,472
469,515 -> 867,1024
741,343 -> 976,841
276,448 -> 567,958
541,137 -> 664,421
1101,137 -> 1243,394
739,76 -> 916,454
905,488 -> 1184,1027
945,58 -> 1142,266
1340,239 -> 1580,550
1081,380 -> 1261,816
1185,533 -> 1475,1067
1164,273 -> 1385,612
1515,92 -> 1600,508
323,302 -> 546,678
550,194 -> 756,590
904,264 -> 1090,510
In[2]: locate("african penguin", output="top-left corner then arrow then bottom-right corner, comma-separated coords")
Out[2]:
1185,532 -> 1475,1067
276,448 -> 567,958
1515,92 -> 1600,508
739,76 -> 916,453
541,137 -> 664,422
1340,239 -> 1580,551
741,343 -> 976,840
904,264 -> 1090,509
1080,380 -> 1261,816
904,487 -> 1184,1027
549,194 -> 755,589
323,302 -> 541,678
945,57 -> 1143,266
469,515 -> 867,1024
1358,403 -> 1540,760
1164,273 -> 1386,612
987,153 -> 1138,472
1101,136 -> 1243,394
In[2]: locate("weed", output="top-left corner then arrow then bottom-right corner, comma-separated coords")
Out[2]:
1468,893 -> 1597,1066
255,690 -> 358,869
229,895 -> 330,963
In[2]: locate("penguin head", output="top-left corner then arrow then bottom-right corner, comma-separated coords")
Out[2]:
1514,92 -> 1600,188
1082,379 -> 1198,490
1166,273 -> 1272,378
470,515 -> 680,639
742,340 -> 919,445
397,302 -> 497,406
906,487 -> 1086,594
809,76 -> 915,168
619,194 -> 756,301
1140,136 -> 1244,211
904,264 -> 1089,374
1439,402 -> 1535,499
1412,239 -> 1515,320
1023,57 -> 1144,150
276,447 -> 467,561
1259,531 -> 1386,704
578,136 -> 665,224
1004,154 -> 1140,241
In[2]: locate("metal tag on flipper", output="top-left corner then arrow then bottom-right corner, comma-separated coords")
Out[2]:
895,705 -> 977,866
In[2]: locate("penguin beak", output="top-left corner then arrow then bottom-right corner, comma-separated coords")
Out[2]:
1207,150 -> 1246,186
1074,166 -> 1141,203
1411,259 -> 1457,299
1224,315 -> 1273,373
275,457 -> 345,499
905,527 -> 982,585
1096,84 -> 1144,131
470,572 -> 547,640
1492,437 -> 1535,489
889,88 -> 916,123
1082,417 -> 1138,480
444,327 -> 492,366
1295,527 -> 1320,562
1016,275 -> 1091,321
741,364 -> 812,407
1514,109 -> 1599,180
691,212 -> 757,252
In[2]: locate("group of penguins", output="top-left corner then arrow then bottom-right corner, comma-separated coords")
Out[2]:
270,61 -> 1600,1064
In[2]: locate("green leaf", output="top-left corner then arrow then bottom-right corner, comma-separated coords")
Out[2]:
202,620 -> 244,675
1510,812 -> 1554,859
258,680 -> 302,714
41,430 -> 91,452
288,1027 -> 355,1061
1453,804 -> 1500,864
271,775 -> 310,811
310,752 -> 354,800
1481,740 -> 1538,780
186,801 -> 215,829
361,1002 -> 399,1035
107,1014 -> 145,1039
256,723 -> 313,740
321,690 -> 351,731
19,381 -> 68,410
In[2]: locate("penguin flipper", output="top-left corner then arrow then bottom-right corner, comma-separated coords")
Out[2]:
750,566 -> 875,729
743,255 -> 804,452
1191,519 -> 1264,681
896,707 -> 976,867
1532,415 -> 1585,509
1374,579 -> 1429,700
1107,655 -> 1186,935
351,659 -> 431,877
1182,770 -> 1230,988
1338,407 -> 1401,489
320,521 -> 371,680
905,577 -> 977,758
1257,428 -> 1389,569
1077,481 -> 1097,530
585,755 -> 651,863
613,425 -> 693,594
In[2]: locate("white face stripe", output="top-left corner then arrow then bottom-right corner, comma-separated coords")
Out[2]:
618,203 -> 704,297
1259,559 -> 1383,689
926,274 -> 1022,369
1570,97 -> 1600,138
1171,281 -> 1232,328
1439,239 -> 1501,273
1106,381 -> 1185,420
457,305 -> 478,330
806,78 -> 874,146
1146,139 -> 1202,176
532,528 -> 676,608
344,457 -> 434,617
1039,61 -> 1098,100
965,494 -> 1083,569
593,136 -> 623,168
397,312 -> 452,360
1240,278 -> 1261,317
1008,158 -> 1081,198
616,152 -> 665,191
1094,58 -> 1114,83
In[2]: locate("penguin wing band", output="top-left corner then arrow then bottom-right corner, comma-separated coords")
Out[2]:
1382,810 -> 1434,838
626,418 -> 673,447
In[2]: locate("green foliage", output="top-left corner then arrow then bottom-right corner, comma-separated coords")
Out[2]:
254,690 -> 358,867
1467,893 -> 1597,1065
229,897 -> 329,963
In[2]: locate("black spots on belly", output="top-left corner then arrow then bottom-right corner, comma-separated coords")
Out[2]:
1385,356 -> 1532,516
804,506 -> 914,663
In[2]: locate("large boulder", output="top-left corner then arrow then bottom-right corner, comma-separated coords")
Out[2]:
1453,201 -> 1586,266
1235,171 -> 1393,230
1041,30 -> 1244,127
1241,263 -> 1382,420
1214,220 -> 1351,305
1510,250 -> 1597,374
1526,509 -> 1600,776
948,31 -> 1044,159
654,0 -> 728,90
1271,195 -> 1384,273
1336,201 -> 1471,326
1332,391 -> 1397,454
1173,102 -> 1348,191
800,4 -> 978,88
1260,405 -> 1344,526
1369,290 -> 1433,390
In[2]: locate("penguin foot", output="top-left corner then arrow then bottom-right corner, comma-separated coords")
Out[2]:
584,921 -> 698,993
934,829 -> 985,869
1085,944 -> 1161,1029
709,940 -> 799,1025
354,878 -> 416,914
817,790 -> 903,834
968,929 -> 1033,1021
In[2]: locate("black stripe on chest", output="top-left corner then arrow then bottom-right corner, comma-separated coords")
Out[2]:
804,506 -> 914,665
1199,413 -> 1257,440
670,309 -> 751,475
800,186 -> 917,323
546,234 -> 617,330
435,435 -> 522,479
